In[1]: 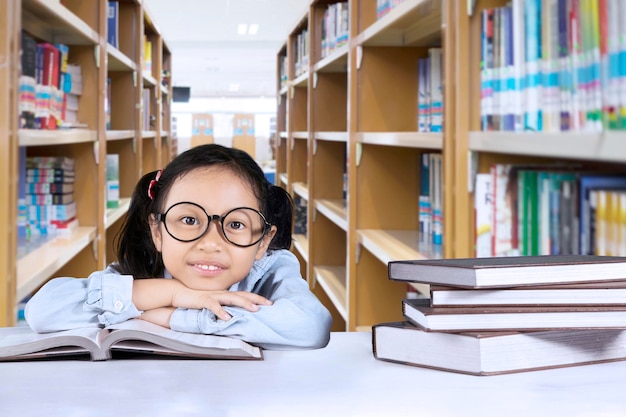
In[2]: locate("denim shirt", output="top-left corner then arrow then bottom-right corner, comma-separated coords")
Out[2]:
25,249 -> 332,350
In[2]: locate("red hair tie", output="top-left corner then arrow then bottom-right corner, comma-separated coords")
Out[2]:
148,170 -> 162,200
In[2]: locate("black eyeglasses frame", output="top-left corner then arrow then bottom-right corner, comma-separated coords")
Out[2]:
155,201 -> 271,248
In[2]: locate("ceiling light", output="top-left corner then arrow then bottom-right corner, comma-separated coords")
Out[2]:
229,83 -> 240,92
237,24 -> 247,35
248,24 -> 259,35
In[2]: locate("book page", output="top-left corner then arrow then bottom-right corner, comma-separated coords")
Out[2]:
0,326 -> 103,360
103,319 -> 263,359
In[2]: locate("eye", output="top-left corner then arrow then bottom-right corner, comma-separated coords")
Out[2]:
180,216 -> 200,226
226,220 -> 246,232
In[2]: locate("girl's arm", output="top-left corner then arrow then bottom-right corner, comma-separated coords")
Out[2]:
25,267 -> 141,333
133,279 -> 271,321
168,250 -> 333,350
26,268 -> 273,333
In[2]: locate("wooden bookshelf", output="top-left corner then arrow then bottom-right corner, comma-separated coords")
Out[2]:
0,0 -> 173,326
276,0 -> 449,331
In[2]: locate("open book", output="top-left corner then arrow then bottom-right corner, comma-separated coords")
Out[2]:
0,319 -> 263,361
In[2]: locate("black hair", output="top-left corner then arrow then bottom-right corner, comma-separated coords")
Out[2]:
113,144 -> 293,278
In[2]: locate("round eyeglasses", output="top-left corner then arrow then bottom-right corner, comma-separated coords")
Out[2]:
155,202 -> 271,247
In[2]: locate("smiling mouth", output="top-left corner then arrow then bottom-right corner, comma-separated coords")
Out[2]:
194,264 -> 222,271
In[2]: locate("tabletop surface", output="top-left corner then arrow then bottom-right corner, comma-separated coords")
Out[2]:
1,331 -> 626,417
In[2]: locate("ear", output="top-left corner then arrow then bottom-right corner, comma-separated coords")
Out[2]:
149,213 -> 163,252
254,225 -> 277,260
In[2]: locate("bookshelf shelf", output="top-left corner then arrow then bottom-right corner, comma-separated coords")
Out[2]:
469,131 -> 626,163
292,131 -> 308,140
17,226 -> 97,301
313,132 -> 348,142
106,130 -> 135,141
315,199 -> 348,232
279,173 -> 288,186
357,229 -> 423,264
314,266 -> 347,320
292,234 -> 309,264
357,132 -> 443,148
293,72 -> 309,88
292,182 -> 309,201
314,45 -> 349,73
22,0 -> 99,45
107,47 -> 136,71
18,129 -> 98,146
357,229 -> 430,295
143,73 -> 157,87
356,0 -> 441,47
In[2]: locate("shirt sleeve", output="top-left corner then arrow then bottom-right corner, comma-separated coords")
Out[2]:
169,251 -> 332,350
25,266 -> 142,333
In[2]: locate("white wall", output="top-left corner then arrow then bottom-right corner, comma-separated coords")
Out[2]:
172,97 -> 276,164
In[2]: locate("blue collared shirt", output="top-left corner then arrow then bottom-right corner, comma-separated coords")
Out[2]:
25,250 -> 332,350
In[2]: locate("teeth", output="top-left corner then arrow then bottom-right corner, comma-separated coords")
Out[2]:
197,264 -> 219,271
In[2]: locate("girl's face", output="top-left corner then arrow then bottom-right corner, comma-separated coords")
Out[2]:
149,167 -> 276,291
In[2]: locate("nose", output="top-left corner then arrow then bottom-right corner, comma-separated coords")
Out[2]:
195,219 -> 226,249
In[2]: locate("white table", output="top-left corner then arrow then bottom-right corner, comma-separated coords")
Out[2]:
1,331 -> 625,417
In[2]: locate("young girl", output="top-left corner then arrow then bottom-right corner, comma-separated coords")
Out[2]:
25,144 -> 332,350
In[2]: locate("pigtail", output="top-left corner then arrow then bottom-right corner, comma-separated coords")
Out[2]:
113,170 -> 164,278
265,184 -> 294,250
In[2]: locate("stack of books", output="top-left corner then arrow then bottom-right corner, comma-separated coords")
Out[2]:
372,255 -> 626,375
24,156 -> 78,236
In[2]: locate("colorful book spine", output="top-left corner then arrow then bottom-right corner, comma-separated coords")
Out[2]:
25,193 -> 73,206
512,0 -> 526,131
418,153 -> 431,248
481,8 -> 495,131
557,0 -> 571,130
524,0 -> 543,132
107,1 -> 119,48
429,48 -> 443,132
607,0 -> 620,129
474,173 -> 493,257
430,153 -> 443,248
619,0 -> 626,128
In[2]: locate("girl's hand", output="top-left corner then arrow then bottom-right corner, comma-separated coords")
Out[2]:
133,279 -> 272,321
171,287 -> 272,321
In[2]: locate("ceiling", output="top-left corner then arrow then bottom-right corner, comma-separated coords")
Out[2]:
143,0 -> 310,99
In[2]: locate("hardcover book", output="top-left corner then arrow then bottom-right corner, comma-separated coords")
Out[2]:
372,321 -> 626,376
402,298 -> 626,332
388,255 -> 626,288
0,319 -> 262,361
429,280 -> 626,307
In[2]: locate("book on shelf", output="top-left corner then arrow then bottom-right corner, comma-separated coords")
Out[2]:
106,154 -> 120,209
402,298 -> 626,332
25,192 -> 73,206
107,1 -> 119,48
26,174 -> 75,184
19,31 -> 37,129
26,182 -> 74,194
0,319 -> 263,362
27,201 -> 77,222
372,321 -> 626,376
26,156 -> 75,170
388,255 -> 626,288
429,280 -> 626,307
578,174 -> 626,255
474,172 -> 493,257
418,152 -> 432,248
479,1 -> 626,132
46,217 -> 79,236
